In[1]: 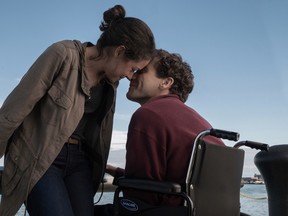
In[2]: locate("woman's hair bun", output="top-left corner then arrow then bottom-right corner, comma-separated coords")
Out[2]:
100,5 -> 126,31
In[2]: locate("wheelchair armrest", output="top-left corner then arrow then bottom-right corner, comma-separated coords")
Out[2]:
116,177 -> 182,194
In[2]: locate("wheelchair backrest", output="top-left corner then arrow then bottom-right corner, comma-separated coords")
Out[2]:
188,140 -> 245,216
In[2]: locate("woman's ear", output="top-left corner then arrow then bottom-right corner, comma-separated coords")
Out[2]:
114,45 -> 126,57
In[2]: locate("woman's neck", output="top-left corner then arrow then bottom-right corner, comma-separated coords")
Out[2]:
84,47 -> 105,87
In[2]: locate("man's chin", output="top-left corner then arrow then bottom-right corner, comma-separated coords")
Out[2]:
126,94 -> 133,101
126,94 -> 138,102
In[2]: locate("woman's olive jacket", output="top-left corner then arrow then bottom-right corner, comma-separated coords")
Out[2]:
0,40 -> 117,216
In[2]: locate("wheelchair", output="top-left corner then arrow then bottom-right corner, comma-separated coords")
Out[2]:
111,129 -> 268,216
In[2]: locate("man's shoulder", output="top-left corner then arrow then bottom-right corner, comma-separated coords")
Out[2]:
132,101 -> 169,122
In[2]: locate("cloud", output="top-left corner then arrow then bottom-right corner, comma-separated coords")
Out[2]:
242,148 -> 263,177
110,130 -> 127,151
114,113 -> 132,121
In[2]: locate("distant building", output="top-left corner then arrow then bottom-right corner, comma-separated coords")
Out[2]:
242,174 -> 264,184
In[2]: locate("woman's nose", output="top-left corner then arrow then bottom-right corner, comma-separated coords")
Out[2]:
126,74 -> 133,81
127,72 -> 138,81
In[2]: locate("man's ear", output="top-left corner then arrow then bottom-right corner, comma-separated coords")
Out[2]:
114,45 -> 126,57
160,77 -> 174,89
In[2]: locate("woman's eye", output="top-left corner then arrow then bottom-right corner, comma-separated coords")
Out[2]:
137,67 -> 147,74
132,69 -> 139,73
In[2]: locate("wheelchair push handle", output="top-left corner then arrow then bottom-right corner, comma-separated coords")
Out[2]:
209,129 -> 240,141
234,140 -> 269,151
243,141 -> 269,151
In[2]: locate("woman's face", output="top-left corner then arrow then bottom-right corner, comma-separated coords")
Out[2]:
105,46 -> 151,83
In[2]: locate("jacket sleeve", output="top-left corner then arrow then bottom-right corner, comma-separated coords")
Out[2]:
0,42 -> 67,157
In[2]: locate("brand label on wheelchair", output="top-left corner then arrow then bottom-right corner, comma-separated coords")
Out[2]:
120,199 -> 138,211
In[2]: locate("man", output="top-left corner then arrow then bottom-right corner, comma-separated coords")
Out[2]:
106,49 -> 224,206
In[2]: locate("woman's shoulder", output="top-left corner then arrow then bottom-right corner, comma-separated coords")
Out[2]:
54,40 -> 80,49
45,40 -> 85,61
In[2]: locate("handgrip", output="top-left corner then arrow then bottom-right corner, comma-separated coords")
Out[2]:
209,129 -> 240,141
234,140 -> 269,151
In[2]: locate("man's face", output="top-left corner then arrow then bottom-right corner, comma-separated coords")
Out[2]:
126,59 -> 165,105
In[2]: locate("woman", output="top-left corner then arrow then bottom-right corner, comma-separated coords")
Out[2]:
0,5 -> 155,216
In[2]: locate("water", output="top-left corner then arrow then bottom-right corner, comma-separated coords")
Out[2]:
240,184 -> 268,216
14,184 -> 268,215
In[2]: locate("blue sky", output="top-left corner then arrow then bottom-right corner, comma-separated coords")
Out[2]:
0,1 -> 287,174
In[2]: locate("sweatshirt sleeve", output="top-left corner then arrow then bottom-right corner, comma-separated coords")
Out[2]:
0,42 -> 67,157
124,107 -> 167,181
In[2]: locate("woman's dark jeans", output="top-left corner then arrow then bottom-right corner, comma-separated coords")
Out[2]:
26,143 -> 94,216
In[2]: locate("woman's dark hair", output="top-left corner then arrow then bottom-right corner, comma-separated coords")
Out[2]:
153,49 -> 194,102
97,5 -> 155,61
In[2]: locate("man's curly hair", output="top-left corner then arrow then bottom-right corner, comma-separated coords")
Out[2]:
153,49 -> 194,102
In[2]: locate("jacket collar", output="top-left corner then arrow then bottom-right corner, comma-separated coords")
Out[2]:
73,40 -> 90,97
